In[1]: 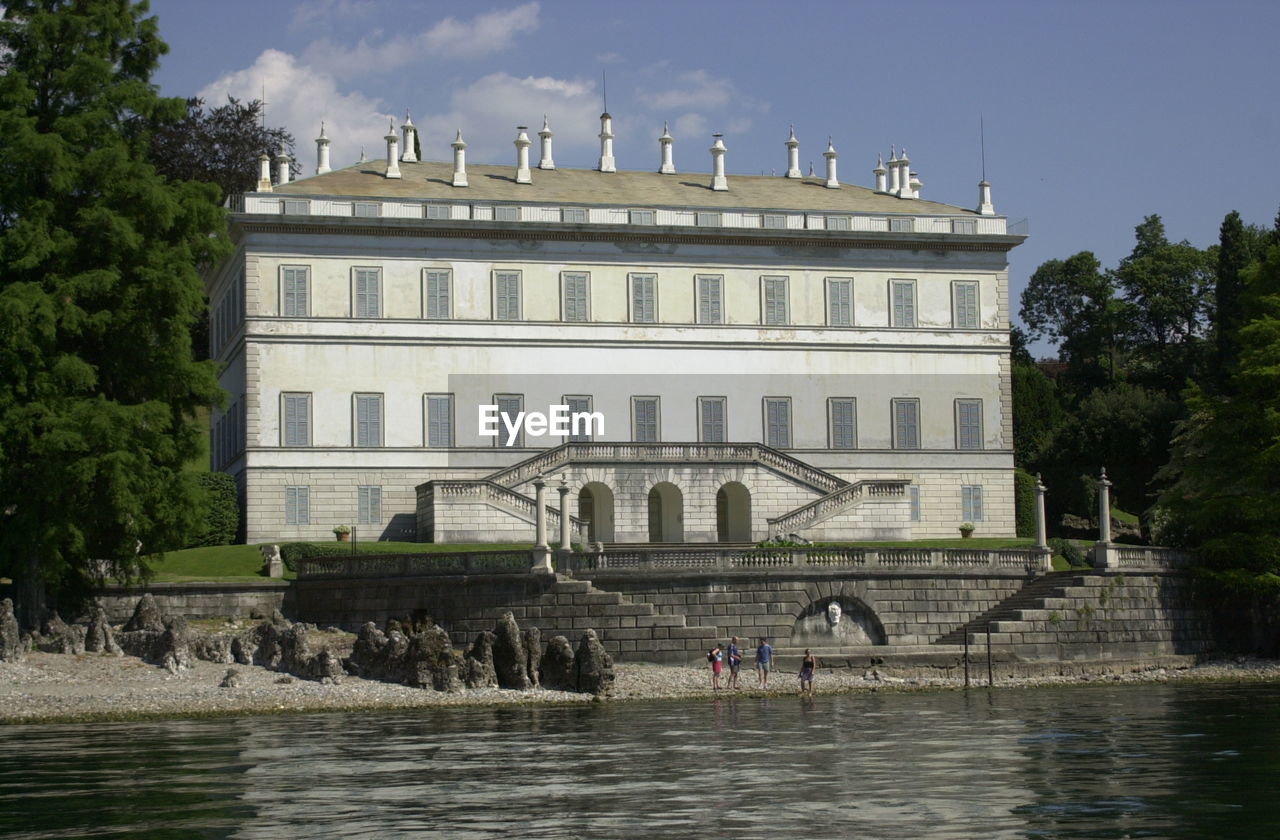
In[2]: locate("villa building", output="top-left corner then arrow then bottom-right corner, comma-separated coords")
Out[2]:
204,114 -> 1025,545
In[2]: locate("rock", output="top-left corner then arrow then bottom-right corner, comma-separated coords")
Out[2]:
491,612 -> 530,690
540,635 -> 575,691
83,605 -> 122,656
407,626 -> 462,692
270,609 -> 289,627
248,607 -> 267,621
345,621 -> 460,691
158,616 -> 193,674
123,593 -> 165,633
573,629 -> 614,697
464,630 -> 498,689
219,668 -> 242,688
38,611 -> 86,655
0,598 -> 24,663
190,634 -> 234,664
275,675 -> 294,684
523,627 -> 542,689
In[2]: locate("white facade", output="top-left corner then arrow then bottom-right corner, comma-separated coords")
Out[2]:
206,150 -> 1023,545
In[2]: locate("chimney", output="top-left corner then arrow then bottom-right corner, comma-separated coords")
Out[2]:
384,120 -> 401,179
710,133 -> 728,191
315,123 -> 331,175
358,145 -> 367,163
888,146 -> 900,196
873,154 -> 887,193
274,144 -> 291,186
538,115 -> 555,170
977,180 -> 995,215
257,153 -> 273,192
401,112 -> 417,162
897,148 -> 914,199
658,121 -> 676,174
785,126 -> 802,178
515,125 -> 532,184
909,170 -> 922,199
823,138 -> 840,189
451,130 -> 468,187
598,112 -> 616,172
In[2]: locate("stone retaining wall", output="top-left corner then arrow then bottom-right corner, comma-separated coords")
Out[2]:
97,582 -> 292,624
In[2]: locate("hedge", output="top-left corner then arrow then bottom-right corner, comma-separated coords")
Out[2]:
1014,469 -> 1037,539
185,472 -> 239,548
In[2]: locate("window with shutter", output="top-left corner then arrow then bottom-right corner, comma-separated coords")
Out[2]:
892,398 -> 920,449
425,270 -> 451,319
827,278 -> 852,326
282,393 -> 311,446
697,275 -> 723,324
562,273 -> 590,322
563,208 -> 587,223
952,281 -> 979,329
355,394 -> 383,447
494,395 -> 524,447
425,203 -> 450,220
426,395 -> 453,447
764,398 -> 791,448
285,486 -> 310,525
495,206 -> 520,222
829,398 -> 856,449
909,486 -> 921,521
827,215 -> 852,231
632,397 -> 659,442
564,396 -> 593,441
630,209 -> 654,225
282,266 -> 309,317
962,485 -> 984,522
763,276 -> 788,325
354,268 -> 381,318
699,397 -> 726,442
763,214 -> 787,229
358,486 -> 382,524
956,399 -> 983,450
630,274 -> 657,323
891,280 -> 916,327
494,272 -> 521,320
353,202 -> 380,218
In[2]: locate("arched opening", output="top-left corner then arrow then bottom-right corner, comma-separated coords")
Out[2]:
577,482 -> 615,543
716,482 -> 752,542
647,482 -> 684,542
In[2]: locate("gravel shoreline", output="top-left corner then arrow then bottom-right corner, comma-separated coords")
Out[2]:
3,653 -> 1279,725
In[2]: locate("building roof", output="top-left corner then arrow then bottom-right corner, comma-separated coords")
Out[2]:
273,159 -> 981,217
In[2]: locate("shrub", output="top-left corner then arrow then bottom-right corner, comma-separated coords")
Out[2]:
1014,469 -> 1037,538
185,473 -> 239,548
1049,537 -> 1088,568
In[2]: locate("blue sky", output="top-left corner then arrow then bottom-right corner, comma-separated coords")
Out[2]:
148,0 -> 1279,356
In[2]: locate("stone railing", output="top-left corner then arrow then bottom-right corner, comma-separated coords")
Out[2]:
485,442 -> 846,495
296,550 -> 532,580
569,546 -> 1045,574
767,480 -> 911,533
1110,546 -> 1196,571
429,479 -> 585,531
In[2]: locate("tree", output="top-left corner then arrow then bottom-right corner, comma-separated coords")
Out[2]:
0,0 -> 226,624
1211,210 -> 1270,391
1019,251 -> 1120,387
150,96 -> 296,204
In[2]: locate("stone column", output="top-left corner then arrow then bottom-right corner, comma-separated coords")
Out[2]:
531,474 -> 552,573
579,520 -> 591,547
557,477 -> 572,552
1035,473 -> 1052,571
1093,467 -> 1116,569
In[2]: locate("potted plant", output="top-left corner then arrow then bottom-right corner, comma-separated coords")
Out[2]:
333,524 -> 351,542
959,522 -> 975,539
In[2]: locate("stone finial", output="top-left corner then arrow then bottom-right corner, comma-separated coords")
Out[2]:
873,153 -> 887,193
401,111 -> 417,163
451,129 -> 468,187
257,152 -> 273,192
888,146 -> 901,195
384,120 -> 401,179
598,112 -> 616,173
785,125 -> 802,179
909,170 -> 922,199
515,125 -> 532,184
274,144 -> 291,186
538,115 -> 555,170
896,147 -> 913,199
709,133 -> 728,191
315,123 -> 331,175
658,121 -> 676,174
823,137 -> 839,189
978,179 -> 995,215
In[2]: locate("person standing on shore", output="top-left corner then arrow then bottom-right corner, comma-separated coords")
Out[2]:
799,649 -> 816,697
708,644 -> 723,690
727,636 -> 742,689
755,637 -> 773,688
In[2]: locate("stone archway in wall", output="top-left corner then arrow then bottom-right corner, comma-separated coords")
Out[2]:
647,482 -> 684,542
789,595 -> 887,646
578,482 -> 615,543
716,481 -> 752,542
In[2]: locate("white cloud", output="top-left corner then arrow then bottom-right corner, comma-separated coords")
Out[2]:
289,0 -> 375,33
301,2 -> 540,73
198,49 -> 393,170
640,69 -> 737,112
672,113 -> 709,142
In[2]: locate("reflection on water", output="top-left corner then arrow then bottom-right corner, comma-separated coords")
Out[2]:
2,683 -> 1279,839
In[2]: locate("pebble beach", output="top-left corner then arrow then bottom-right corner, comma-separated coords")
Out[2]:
3,651 -> 1279,725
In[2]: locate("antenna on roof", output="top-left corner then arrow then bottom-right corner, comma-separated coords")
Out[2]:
602,70 -> 608,113
980,113 -> 987,182
261,81 -> 267,130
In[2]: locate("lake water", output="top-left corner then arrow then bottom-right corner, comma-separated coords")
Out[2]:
2,682 -> 1278,839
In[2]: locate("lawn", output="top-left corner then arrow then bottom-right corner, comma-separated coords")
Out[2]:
814,537 -> 1038,549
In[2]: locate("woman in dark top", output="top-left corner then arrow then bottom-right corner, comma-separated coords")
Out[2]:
799,649 -> 816,697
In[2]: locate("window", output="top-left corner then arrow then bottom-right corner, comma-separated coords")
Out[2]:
890,280 -> 916,327
630,274 -> 657,323
827,215 -> 851,231
425,269 -> 452,320
630,209 -> 655,225
696,275 -> 723,324
495,206 -> 520,222
952,281 -> 979,330
283,199 -> 310,215
282,392 -> 311,446
632,397 -> 659,442
962,485 -> 984,522
764,398 -> 791,448
909,486 -> 921,522
564,395 -> 593,442
827,278 -> 853,326
285,487 -> 310,525
889,217 -> 914,233
358,486 -> 382,525
892,398 -> 920,449
952,218 -> 977,234
763,214 -> 787,229
563,207 -> 587,224
425,394 -> 453,447
494,394 -> 524,447
562,272 -> 590,322
281,266 -> 310,317
699,397 -> 727,442
355,394 -> 383,447
762,276 -> 789,325
494,271 -> 521,320
696,211 -> 721,227
956,399 -> 983,450
354,201 -> 380,218
425,203 -> 450,220
354,268 -> 382,318
829,398 -> 857,449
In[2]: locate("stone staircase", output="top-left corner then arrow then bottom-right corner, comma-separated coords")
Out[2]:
933,572 -> 1078,645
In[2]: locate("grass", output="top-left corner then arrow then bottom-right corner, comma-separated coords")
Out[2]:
1111,507 -> 1139,526
814,537 -> 1038,550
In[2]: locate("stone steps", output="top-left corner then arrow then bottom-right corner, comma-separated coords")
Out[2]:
933,573 -> 1080,645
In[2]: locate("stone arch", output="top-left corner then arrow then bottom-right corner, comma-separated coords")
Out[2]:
790,593 -> 886,646
577,481 -> 615,543
716,481 -> 752,542
647,481 -> 684,542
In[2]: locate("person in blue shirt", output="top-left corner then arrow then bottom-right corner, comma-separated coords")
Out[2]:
755,637 -> 774,688
727,636 -> 743,689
